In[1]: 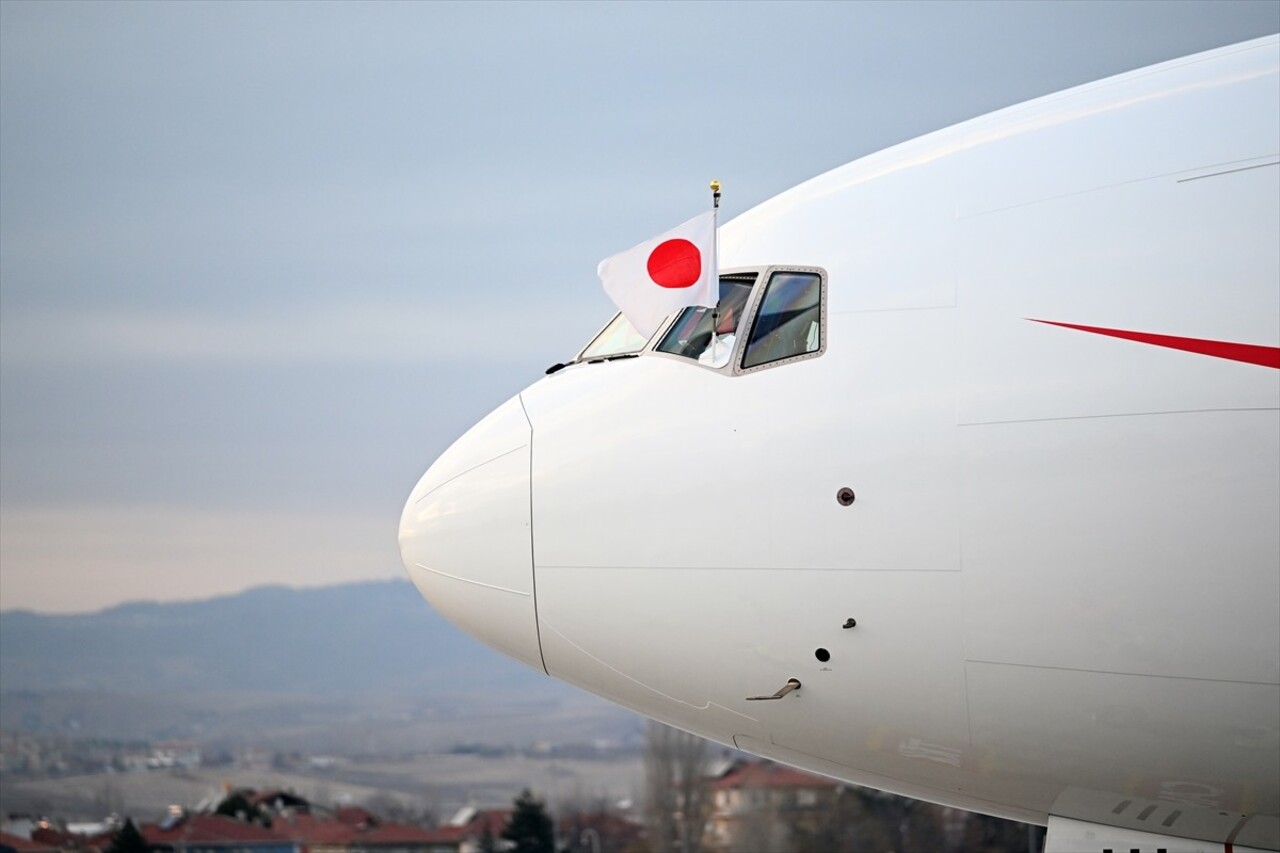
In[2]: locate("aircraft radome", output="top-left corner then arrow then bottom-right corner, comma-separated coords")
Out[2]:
400,36 -> 1280,853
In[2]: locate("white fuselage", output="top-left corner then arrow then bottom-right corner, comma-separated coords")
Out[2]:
400,36 -> 1280,849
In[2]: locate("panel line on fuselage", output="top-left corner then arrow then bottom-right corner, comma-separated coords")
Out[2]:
958,406 -> 1277,428
409,562 -> 531,597
412,444 -> 527,505
966,656 -> 1280,688
536,618 -> 760,723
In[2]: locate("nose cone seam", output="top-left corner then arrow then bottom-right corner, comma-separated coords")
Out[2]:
516,392 -> 549,676
398,394 -> 545,673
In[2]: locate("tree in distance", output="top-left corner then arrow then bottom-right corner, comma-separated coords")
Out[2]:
105,819 -> 149,853
502,789 -> 555,853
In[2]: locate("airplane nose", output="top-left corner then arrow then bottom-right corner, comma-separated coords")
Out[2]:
398,394 -> 544,673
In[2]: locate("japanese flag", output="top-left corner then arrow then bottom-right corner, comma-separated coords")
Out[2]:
597,210 -> 717,339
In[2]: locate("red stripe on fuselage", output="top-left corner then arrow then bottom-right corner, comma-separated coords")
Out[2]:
1028,320 -> 1280,369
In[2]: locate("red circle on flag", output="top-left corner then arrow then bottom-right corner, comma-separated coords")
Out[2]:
646,239 -> 702,289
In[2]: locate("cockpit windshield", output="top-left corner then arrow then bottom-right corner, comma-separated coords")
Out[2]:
655,275 -> 756,367
578,312 -> 650,361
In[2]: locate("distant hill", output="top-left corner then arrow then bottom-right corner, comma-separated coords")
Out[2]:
0,580 -> 554,697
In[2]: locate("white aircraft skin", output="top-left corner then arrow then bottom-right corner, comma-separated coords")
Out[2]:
401,37 -> 1280,852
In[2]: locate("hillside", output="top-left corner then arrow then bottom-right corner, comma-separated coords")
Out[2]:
0,581 -> 634,747
1,580 -> 544,695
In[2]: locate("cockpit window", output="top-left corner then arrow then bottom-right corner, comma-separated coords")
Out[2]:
655,275 -> 756,367
741,271 -> 822,369
570,267 -> 823,374
578,312 -> 650,361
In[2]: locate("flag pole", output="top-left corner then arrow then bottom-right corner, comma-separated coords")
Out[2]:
709,179 -> 721,360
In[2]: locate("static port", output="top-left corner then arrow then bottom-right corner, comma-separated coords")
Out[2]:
815,648 -> 831,662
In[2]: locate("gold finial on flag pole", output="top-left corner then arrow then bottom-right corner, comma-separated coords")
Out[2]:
710,179 -> 721,210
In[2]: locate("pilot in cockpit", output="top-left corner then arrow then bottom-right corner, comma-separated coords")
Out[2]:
697,303 -> 739,368
646,276 -> 757,368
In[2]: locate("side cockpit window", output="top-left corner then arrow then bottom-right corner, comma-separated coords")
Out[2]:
741,271 -> 823,370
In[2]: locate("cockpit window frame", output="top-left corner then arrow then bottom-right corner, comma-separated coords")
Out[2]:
733,265 -> 828,376
569,264 -> 827,375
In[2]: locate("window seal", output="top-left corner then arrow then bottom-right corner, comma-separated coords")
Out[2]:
733,265 -> 828,376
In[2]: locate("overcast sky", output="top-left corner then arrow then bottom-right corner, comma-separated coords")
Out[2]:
2,1 -> 1277,613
